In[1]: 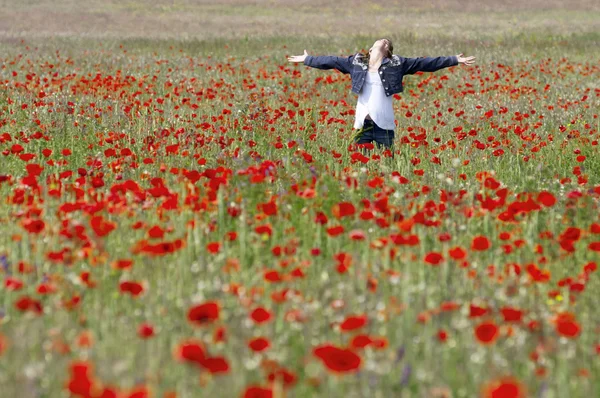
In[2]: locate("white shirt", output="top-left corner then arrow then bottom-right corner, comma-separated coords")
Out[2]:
354,71 -> 396,130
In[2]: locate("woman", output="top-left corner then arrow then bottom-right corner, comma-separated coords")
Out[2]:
287,39 -> 475,155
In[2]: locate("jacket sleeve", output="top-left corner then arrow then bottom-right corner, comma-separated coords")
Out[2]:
400,55 -> 458,75
303,55 -> 354,74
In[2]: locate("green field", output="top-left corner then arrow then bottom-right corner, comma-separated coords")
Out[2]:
0,1 -> 599,397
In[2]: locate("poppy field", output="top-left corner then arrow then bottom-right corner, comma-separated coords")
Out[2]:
0,18 -> 600,398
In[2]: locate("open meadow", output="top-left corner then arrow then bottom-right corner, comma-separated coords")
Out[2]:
0,1 -> 599,397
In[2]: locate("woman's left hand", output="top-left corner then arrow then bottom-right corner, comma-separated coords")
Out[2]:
456,54 -> 476,66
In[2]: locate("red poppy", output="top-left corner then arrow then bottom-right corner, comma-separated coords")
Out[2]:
301,151 -> 313,163
470,304 -> 490,318
119,281 -> 144,297
147,226 -> 165,239
437,329 -> 448,342
264,270 -> 282,283
449,246 -> 467,260
137,323 -> 155,339
326,225 -> 345,237
334,252 -> 352,274
260,201 -> 278,216
22,219 -> 45,234
340,315 -> 367,331
370,336 -> 388,349
583,262 -> 597,274
14,296 -> 43,315
559,227 -> 581,242
501,307 -> 523,323
267,367 -> 297,387
537,191 -> 556,207
126,387 -> 150,398
332,202 -> 356,218
90,215 -> 117,237
206,242 -> 221,254
271,246 -> 282,257
349,229 -> 366,240
187,302 -> 220,325
200,356 -> 230,374
5,277 -> 24,291
360,210 -> 374,220
526,264 -> 550,283
424,252 -> 444,265
66,361 -> 96,397
350,334 -> 373,349
250,307 -> 272,324
440,301 -> 460,312
37,282 -> 57,295
313,344 -> 361,373
112,259 -> 133,270
255,224 -> 273,237
555,313 -> 581,338
474,321 -> 499,345
134,238 -> 185,256
498,232 -> 511,241
243,386 -> 273,398
482,376 -> 526,398
569,282 -> 584,293
213,326 -> 227,343
176,340 -> 206,366
390,234 -> 420,246
314,211 -> 328,225
248,337 -> 270,352
351,152 -> 369,164
472,236 -> 491,251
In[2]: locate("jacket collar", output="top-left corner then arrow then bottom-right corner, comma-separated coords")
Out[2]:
353,53 -> 391,68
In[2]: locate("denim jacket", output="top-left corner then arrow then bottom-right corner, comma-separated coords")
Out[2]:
303,53 -> 458,97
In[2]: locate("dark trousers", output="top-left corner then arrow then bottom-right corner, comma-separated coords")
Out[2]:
353,118 -> 395,154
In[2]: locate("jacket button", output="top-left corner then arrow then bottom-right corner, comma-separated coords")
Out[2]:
379,71 -> 383,74
382,79 -> 385,82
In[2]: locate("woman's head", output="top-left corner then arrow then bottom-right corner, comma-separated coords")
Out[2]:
368,38 -> 393,58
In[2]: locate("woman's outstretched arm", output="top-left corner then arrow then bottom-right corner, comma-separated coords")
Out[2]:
288,50 -> 354,74
401,53 -> 476,75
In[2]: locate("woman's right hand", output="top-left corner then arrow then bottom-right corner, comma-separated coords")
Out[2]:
287,50 -> 309,63
456,53 -> 476,66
